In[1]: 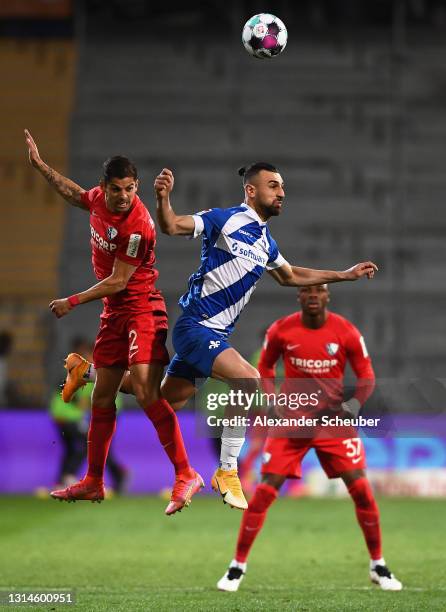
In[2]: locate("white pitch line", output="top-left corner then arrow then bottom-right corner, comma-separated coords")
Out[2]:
2,585 -> 443,593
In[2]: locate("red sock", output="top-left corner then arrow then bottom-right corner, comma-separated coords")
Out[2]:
86,406 -> 117,481
144,398 -> 193,477
348,477 -> 382,560
235,483 -> 278,563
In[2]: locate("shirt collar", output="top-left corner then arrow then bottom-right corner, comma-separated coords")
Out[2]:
239,203 -> 267,226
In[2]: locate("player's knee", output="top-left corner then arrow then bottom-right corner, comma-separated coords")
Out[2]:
169,400 -> 187,411
91,390 -> 117,409
237,365 -> 260,395
134,388 -> 160,408
261,473 -> 285,491
245,364 -> 260,380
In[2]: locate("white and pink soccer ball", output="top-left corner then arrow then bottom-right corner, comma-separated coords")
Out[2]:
242,13 -> 287,59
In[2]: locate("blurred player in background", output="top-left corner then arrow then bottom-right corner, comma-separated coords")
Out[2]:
153,163 -> 377,510
218,285 -> 402,592
25,130 -> 202,514
50,337 -> 128,493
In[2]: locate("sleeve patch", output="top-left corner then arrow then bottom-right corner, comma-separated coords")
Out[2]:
359,335 -> 369,358
126,233 -> 141,257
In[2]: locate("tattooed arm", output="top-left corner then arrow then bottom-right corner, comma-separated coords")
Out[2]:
24,129 -> 87,209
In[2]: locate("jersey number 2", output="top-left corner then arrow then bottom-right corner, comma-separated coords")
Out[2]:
129,330 -> 139,359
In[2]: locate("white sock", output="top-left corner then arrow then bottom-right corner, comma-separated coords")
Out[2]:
85,364 -> 96,382
370,557 -> 386,569
230,559 -> 247,572
220,427 -> 246,470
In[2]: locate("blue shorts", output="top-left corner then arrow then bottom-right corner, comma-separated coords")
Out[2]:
166,316 -> 230,384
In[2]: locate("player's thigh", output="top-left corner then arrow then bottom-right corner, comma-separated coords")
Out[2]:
161,374 -> 197,411
261,437 -> 311,480
128,312 -> 170,369
212,347 -> 260,391
93,314 -> 128,369
314,436 -> 366,479
129,362 -> 165,406
92,367 -> 127,407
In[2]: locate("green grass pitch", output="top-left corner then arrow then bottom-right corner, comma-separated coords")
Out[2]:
0,496 -> 444,611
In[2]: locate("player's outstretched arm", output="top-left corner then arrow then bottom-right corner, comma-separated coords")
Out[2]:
49,258 -> 136,318
24,129 -> 87,209
268,261 -> 378,287
154,168 -> 195,235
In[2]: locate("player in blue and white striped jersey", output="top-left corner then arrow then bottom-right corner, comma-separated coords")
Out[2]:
155,162 -> 377,511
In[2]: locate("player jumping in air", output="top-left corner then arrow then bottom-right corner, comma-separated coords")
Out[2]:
24,130 -> 203,515
155,162 -> 378,510
217,284 -> 402,591
62,162 -> 378,511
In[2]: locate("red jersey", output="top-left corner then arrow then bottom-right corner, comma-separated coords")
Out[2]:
258,311 -> 375,409
81,187 -> 165,314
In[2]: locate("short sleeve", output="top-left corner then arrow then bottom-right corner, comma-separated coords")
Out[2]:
258,321 -> 283,382
345,323 -> 374,378
344,322 -> 376,404
80,186 -> 101,211
190,214 -> 205,239
115,227 -> 149,266
189,208 -> 229,241
266,237 -> 288,270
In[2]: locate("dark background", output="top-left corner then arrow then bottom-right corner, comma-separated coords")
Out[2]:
1,0 -> 446,406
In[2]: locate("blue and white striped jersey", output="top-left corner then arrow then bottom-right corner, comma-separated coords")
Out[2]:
179,203 -> 288,336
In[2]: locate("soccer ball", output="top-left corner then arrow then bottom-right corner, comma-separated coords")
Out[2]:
242,13 -> 287,59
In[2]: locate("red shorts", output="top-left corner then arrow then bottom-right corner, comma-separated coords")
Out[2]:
93,309 -> 169,369
261,436 -> 366,479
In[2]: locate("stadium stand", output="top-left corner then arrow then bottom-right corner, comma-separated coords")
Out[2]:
58,23 -> 446,381
0,39 -> 76,404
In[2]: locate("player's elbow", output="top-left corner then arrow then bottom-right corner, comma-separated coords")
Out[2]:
160,222 -> 179,236
110,277 -> 128,293
160,223 -> 174,235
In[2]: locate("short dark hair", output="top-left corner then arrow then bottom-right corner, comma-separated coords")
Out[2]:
102,156 -> 138,184
238,162 -> 279,185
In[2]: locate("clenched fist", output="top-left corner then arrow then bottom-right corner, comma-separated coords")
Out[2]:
154,168 -> 174,199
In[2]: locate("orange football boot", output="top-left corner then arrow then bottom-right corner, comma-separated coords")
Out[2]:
165,471 -> 204,515
61,353 -> 90,403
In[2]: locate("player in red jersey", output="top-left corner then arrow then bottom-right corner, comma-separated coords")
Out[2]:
25,130 -> 203,514
218,285 -> 402,591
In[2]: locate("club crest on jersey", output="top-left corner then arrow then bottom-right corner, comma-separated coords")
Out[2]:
262,452 -> 272,464
326,343 -> 339,356
107,226 -> 118,240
